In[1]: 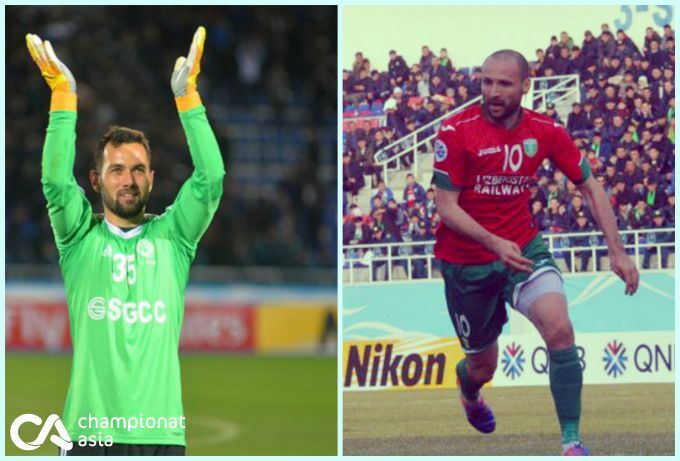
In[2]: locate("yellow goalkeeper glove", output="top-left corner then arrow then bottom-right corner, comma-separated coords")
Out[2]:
26,33 -> 77,111
171,26 -> 205,111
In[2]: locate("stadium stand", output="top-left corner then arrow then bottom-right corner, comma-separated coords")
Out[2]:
343,24 -> 675,280
7,6 -> 337,278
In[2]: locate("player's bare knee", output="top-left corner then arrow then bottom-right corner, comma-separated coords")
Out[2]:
543,318 -> 575,350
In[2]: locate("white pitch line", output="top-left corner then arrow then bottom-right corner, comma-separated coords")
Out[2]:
187,415 -> 240,447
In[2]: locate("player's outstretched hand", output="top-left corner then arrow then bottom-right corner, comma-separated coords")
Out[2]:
26,33 -> 76,94
490,236 -> 533,273
610,251 -> 639,295
171,26 -> 205,98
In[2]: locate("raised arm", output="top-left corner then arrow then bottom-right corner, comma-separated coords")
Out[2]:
27,33 -> 92,251
165,26 -> 225,255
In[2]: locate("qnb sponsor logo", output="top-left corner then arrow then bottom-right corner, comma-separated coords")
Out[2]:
344,343 -> 445,388
10,414 -> 73,451
87,297 -> 167,324
603,340 -> 628,378
501,342 -> 525,379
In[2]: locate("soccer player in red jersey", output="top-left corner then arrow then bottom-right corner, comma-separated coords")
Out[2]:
433,50 -> 639,456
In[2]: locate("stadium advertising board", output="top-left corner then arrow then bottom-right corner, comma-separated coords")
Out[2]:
6,284 -> 335,353
343,332 -> 674,391
344,272 -> 674,390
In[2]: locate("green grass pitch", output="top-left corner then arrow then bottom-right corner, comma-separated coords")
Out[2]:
6,354 -> 337,456
344,383 -> 674,455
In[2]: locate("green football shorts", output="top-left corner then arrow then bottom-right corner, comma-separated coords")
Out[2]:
440,233 -> 561,353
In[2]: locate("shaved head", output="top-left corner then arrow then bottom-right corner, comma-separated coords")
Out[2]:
483,49 -> 530,81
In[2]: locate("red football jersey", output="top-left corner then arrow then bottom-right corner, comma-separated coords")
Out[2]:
433,105 -> 590,264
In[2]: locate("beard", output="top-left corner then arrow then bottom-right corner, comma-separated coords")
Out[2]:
482,97 -> 521,124
101,186 -> 149,220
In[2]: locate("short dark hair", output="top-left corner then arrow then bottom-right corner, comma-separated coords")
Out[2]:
484,49 -> 530,80
94,126 -> 151,172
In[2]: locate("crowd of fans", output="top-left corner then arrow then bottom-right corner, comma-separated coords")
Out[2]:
343,23 -> 675,276
8,6 -> 337,273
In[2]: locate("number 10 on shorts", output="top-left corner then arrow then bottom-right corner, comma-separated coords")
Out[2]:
454,313 -> 471,338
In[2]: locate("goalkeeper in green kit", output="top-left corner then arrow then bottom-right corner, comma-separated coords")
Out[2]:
26,26 -> 223,456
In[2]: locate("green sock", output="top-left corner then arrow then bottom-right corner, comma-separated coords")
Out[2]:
456,358 -> 483,401
549,346 -> 582,444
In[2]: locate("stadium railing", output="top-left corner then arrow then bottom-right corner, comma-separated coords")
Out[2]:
372,96 -> 482,187
370,74 -> 579,189
342,227 -> 675,284
527,74 -> 580,114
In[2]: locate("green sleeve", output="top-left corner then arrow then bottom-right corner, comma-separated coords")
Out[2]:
41,110 -> 93,252
163,105 -> 225,255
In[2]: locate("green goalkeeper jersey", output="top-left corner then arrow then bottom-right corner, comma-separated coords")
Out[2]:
42,105 -> 224,446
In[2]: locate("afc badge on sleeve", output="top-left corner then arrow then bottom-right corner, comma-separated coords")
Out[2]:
435,139 -> 448,162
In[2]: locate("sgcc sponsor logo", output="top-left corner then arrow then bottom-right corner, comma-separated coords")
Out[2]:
88,297 -> 167,324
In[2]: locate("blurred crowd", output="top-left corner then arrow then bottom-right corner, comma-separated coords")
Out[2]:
343,23 -> 675,273
7,6 -> 337,270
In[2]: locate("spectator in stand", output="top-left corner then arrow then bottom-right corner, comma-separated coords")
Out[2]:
352,51 -> 365,78
402,173 -> 426,209
373,180 -> 394,206
369,69 -> 392,101
641,209 -> 674,268
599,31 -> 617,62
567,102 -> 592,136
368,128 -> 389,163
455,85 -> 473,107
616,29 -> 641,57
469,67 -> 482,97
614,194 -> 636,251
411,72 -> 430,98
430,57 -> 450,82
343,151 -> 365,200
531,199 -> 547,231
348,68 -> 371,102
343,214 -> 371,246
429,74 -> 447,96
567,193 -> 591,226
570,211 -> 598,271
388,49 -> 409,86
419,45 -> 434,78
622,158 -> 643,188
570,46 -> 587,77
554,46 -> 575,75
544,102 -> 562,124
643,27 -> 663,53
546,35 -> 561,59
606,114 -> 628,143
411,220 -> 434,277
641,174 -> 667,210
581,100 -> 600,128
357,119 -> 376,142
560,31 -> 574,49
581,30 -> 600,65
385,198 -> 407,230
439,48 -> 453,71
663,194 -> 675,225
356,136 -> 382,188
630,197 -> 652,228
383,97 -> 406,136
424,188 -> 436,220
